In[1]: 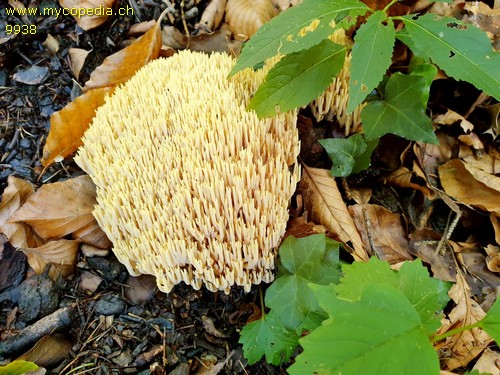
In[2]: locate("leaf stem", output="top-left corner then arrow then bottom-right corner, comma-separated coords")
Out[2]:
259,284 -> 266,319
431,322 -> 482,343
382,0 -> 400,15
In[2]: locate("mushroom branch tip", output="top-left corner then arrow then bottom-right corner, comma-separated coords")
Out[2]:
75,51 -> 300,294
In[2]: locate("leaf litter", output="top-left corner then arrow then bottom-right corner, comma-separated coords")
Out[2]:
1,0 -> 500,373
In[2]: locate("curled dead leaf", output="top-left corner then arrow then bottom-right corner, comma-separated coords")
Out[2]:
436,272 -> 492,370
349,204 -> 413,264
195,0 -> 227,33
21,239 -> 79,279
59,0 -> 117,31
9,176 -> 111,249
83,17 -> 163,92
0,176 -> 44,248
68,48 -> 91,79
299,165 -> 368,261
439,159 -> 500,216
225,0 -> 278,40
41,86 -> 113,167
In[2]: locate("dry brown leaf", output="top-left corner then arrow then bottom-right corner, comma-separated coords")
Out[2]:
284,216 -> 327,239
21,239 -> 79,279
16,333 -> 72,367
42,34 -> 59,55
349,204 -> 413,264
225,0 -> 278,40
68,48 -> 91,79
0,176 -> 44,248
383,166 -> 434,198
79,271 -> 103,293
299,166 -> 368,261
458,133 -> 484,150
492,213 -> 500,245
58,0 -> 116,31
434,109 -> 474,133
10,176 -> 111,249
409,228 -> 457,282
189,24 -> 242,54
83,17 -> 163,92
128,20 -> 156,36
472,348 -> 500,375
195,0 -> 227,33
41,86 -> 113,167
485,244 -> 500,273
436,272 -> 493,370
124,275 -> 157,304
462,158 -> 500,192
439,159 -> 500,215
463,152 -> 500,175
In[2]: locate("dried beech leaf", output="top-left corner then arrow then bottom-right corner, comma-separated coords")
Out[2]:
299,166 -> 368,261
383,166 -> 433,198
436,272 -> 492,370
68,48 -> 91,79
83,19 -> 163,92
128,20 -> 156,36
43,34 -> 59,55
21,239 -> 79,279
439,159 -> 500,215
195,0 -> 227,33
491,214 -> 500,245
472,348 -> 500,375
41,86 -> 114,167
0,176 -> 44,248
124,275 -> 157,304
349,204 -> 413,264
189,24 -> 242,54
59,0 -> 116,30
10,176 -> 110,248
433,109 -> 474,133
16,333 -> 72,367
225,0 -> 278,40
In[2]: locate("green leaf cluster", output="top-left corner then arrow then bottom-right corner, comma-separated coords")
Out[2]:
239,234 -> 342,365
232,0 -> 500,176
239,235 -> 500,374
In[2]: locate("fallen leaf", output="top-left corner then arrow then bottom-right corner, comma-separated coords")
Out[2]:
439,159 -> 500,215
492,214 -> 500,245
463,151 -> 500,175
409,228 -> 457,282
225,0 -> 278,40
21,239 -> 79,279
434,109 -> 474,133
13,66 -> 49,85
349,204 -> 413,264
10,176 -> 111,249
284,217 -> 327,239
485,245 -> 500,273
0,176 -> 44,249
299,166 -> 368,261
128,20 -> 156,36
383,166 -> 433,198
68,48 -> 91,79
42,34 -> 59,55
472,348 -> 500,375
436,272 -> 493,370
458,133 -> 484,150
16,333 -> 72,367
59,0 -> 116,31
83,16 -> 163,92
194,0 -> 227,33
41,86 -> 113,167
201,315 -> 229,338
124,275 -> 157,304
457,249 -> 500,293
189,24 -> 242,54
78,271 -> 103,293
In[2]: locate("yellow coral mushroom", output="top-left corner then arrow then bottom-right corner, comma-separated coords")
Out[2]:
309,28 -> 364,135
75,51 -> 300,294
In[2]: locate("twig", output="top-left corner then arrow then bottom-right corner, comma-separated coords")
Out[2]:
0,304 -> 76,355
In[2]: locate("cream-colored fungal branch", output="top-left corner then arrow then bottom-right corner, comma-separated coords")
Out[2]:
309,28 -> 364,135
75,51 -> 300,294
